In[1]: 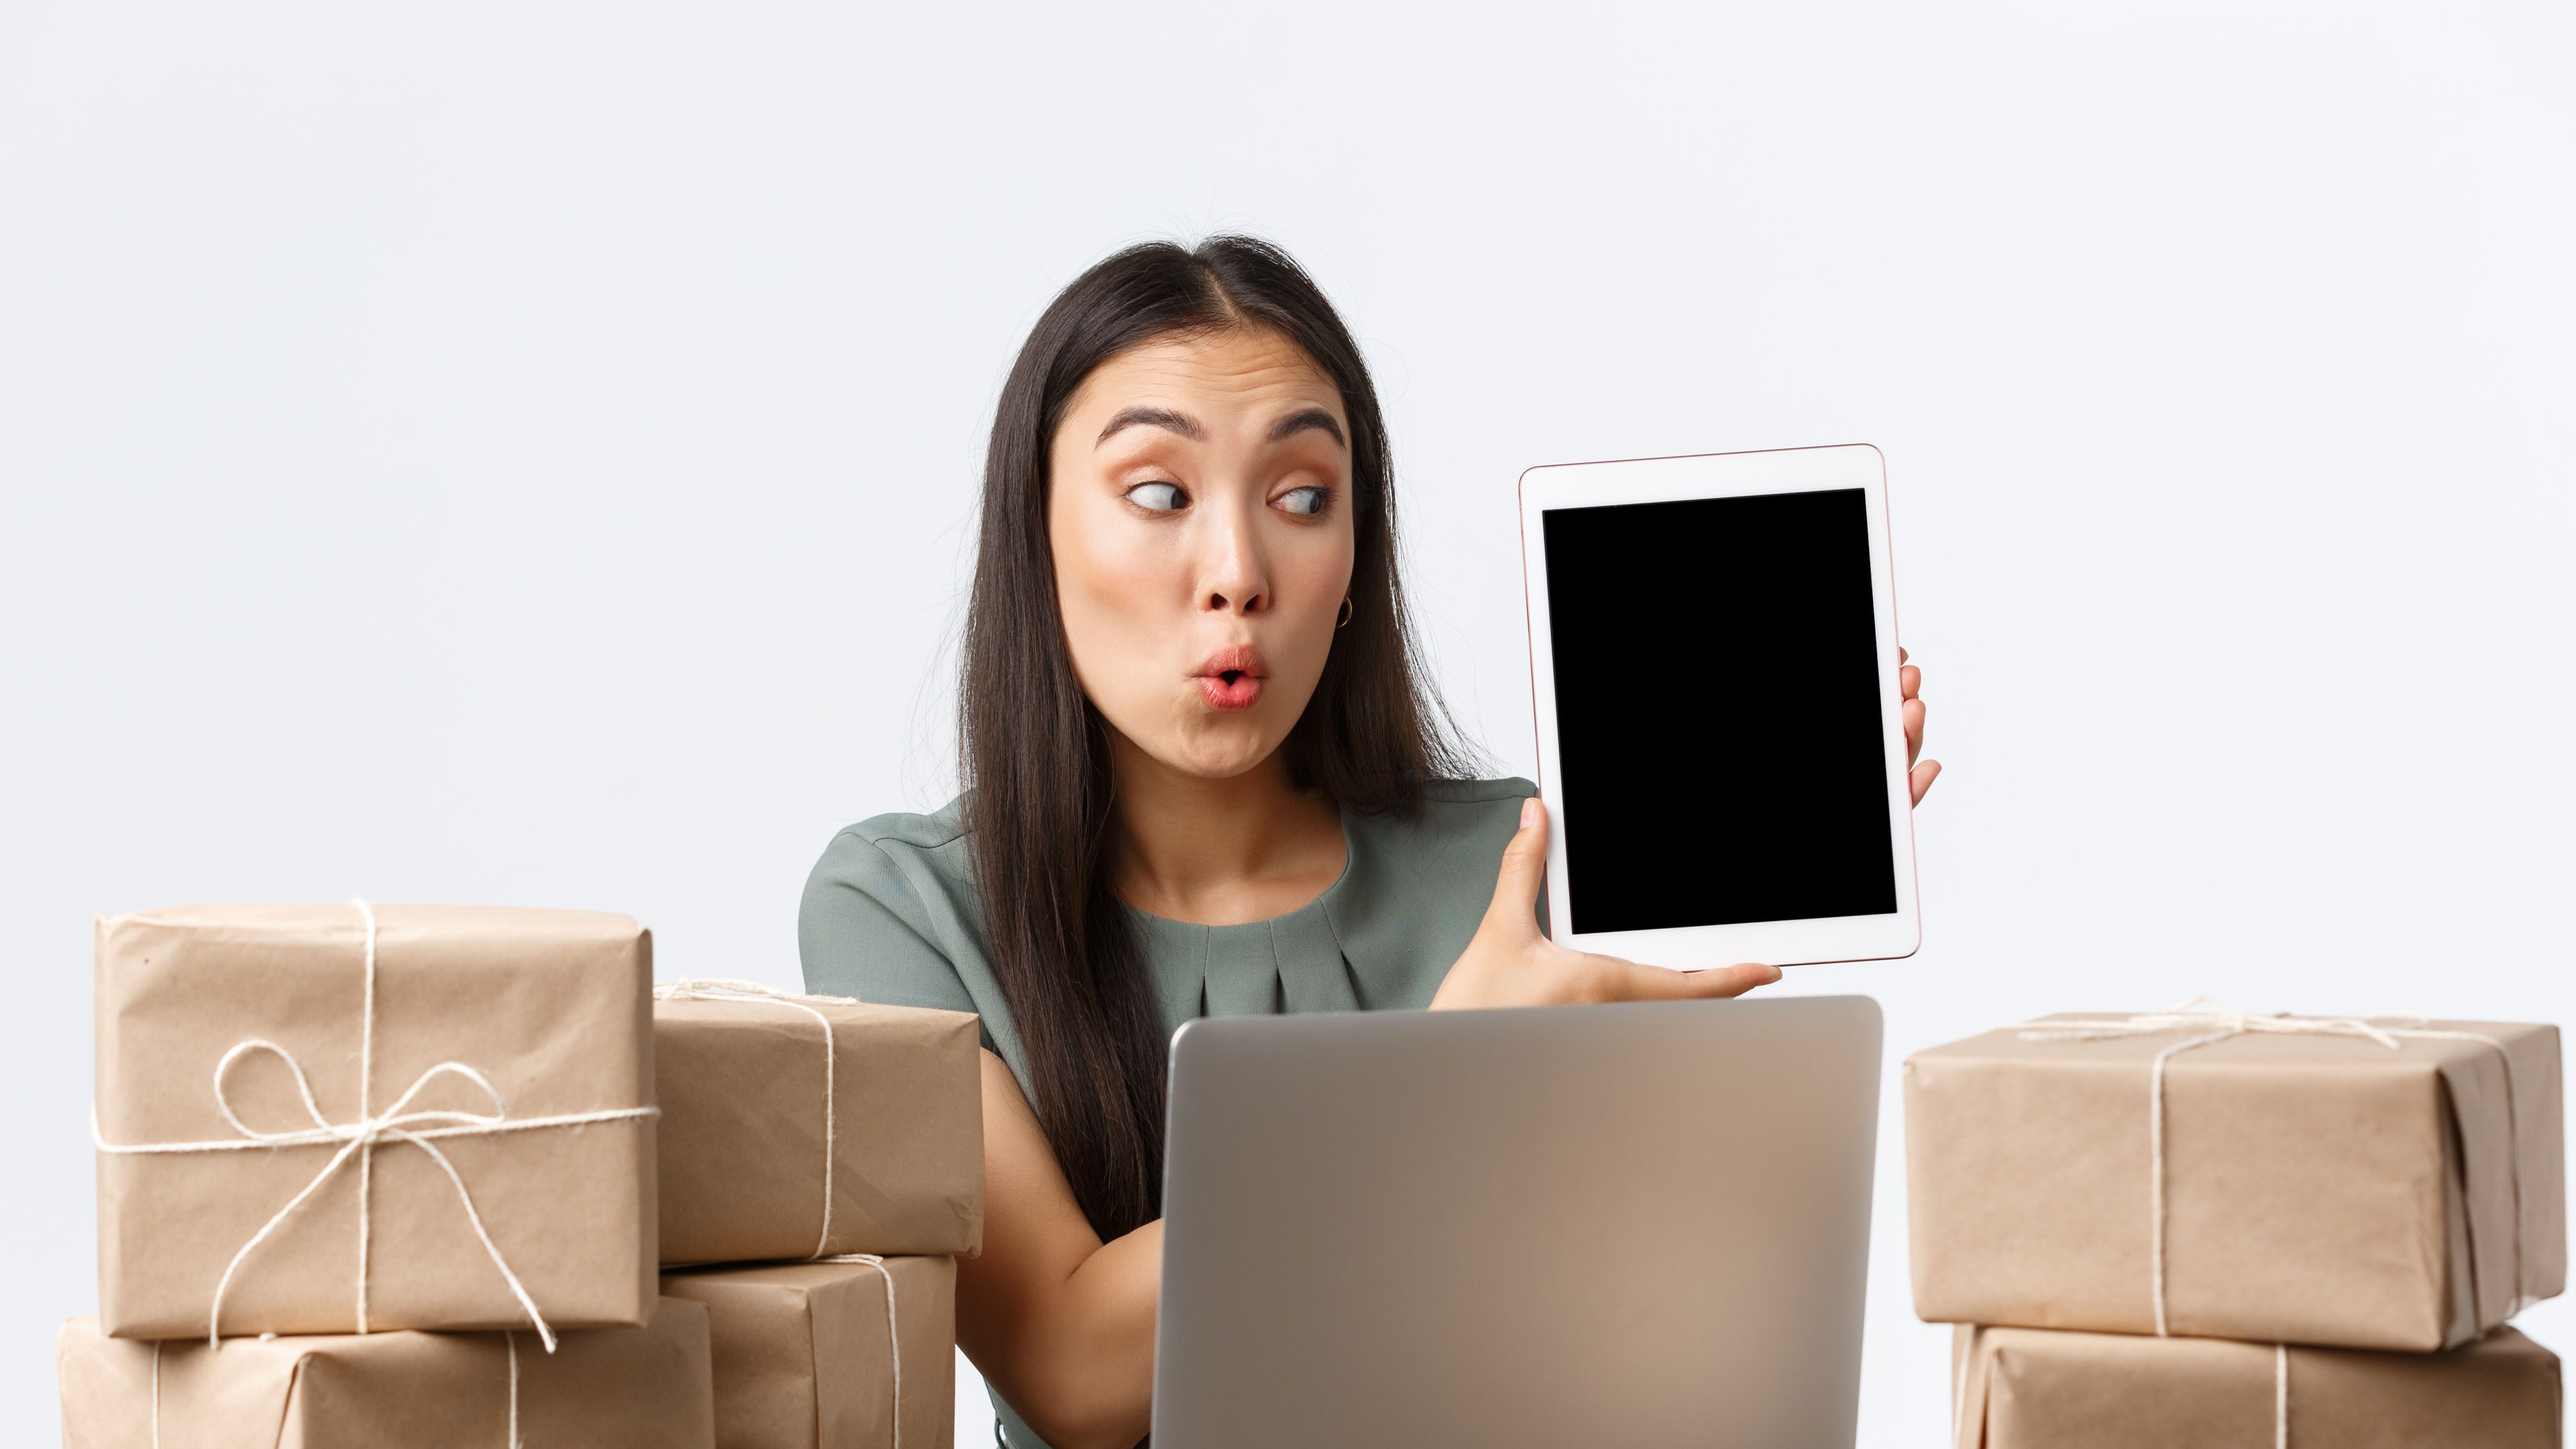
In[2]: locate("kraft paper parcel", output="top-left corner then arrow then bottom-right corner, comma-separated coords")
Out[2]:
58,1298 -> 714,1449
1907,1012 -> 2564,1350
94,903 -> 659,1340
655,989 -> 981,1265
1951,1323 -> 2559,1449
661,1256 -> 957,1449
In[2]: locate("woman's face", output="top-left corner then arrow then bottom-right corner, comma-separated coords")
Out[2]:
1049,327 -> 1357,782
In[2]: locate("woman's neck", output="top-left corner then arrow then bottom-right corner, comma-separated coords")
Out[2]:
1106,737 -> 1348,926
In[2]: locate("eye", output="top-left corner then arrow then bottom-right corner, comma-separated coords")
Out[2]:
1126,482 -> 1187,513
1276,486 -> 1330,517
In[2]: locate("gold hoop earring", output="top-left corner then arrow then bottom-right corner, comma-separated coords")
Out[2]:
1336,597 -> 1354,629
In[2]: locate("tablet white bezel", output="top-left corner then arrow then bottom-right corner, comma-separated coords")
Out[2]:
1518,443 -> 1920,969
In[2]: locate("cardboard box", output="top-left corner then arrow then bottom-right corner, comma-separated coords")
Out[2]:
58,1298 -> 715,1448
95,903 -> 658,1339
656,985 -> 981,1264
1951,1323 -> 2560,1449
1908,1012 -> 2564,1349
661,1255 -> 956,1449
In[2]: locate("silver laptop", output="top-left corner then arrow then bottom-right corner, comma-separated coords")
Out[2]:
1152,995 -> 1882,1448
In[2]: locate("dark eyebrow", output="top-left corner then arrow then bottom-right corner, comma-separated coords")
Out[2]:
1267,408 -> 1346,447
1095,407 -> 1204,445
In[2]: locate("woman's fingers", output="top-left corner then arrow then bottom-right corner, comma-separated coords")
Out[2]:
1617,959 -> 1781,1000
1682,961 -> 1781,998
1481,798 -> 1550,937
1899,653 -> 1931,790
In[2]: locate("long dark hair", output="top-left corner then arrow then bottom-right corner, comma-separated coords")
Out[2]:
959,235 -> 1468,1239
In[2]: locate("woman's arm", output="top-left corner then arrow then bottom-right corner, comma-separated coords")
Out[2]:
957,1049 -> 1159,1449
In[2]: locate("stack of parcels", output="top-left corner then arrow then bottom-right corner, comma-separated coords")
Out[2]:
1907,1007 -> 2568,1448
66,903 -> 717,1447
654,978 -> 985,1449
64,907 -> 988,1449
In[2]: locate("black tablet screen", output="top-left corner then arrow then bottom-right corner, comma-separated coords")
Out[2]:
1542,488 -> 1897,934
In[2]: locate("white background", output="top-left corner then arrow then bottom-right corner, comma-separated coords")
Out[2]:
5,1 -> 2571,1441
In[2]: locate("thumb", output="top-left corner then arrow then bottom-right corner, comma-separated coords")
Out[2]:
1483,797 -> 1549,932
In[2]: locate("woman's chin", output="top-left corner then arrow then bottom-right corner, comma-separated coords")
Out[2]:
1137,725 -> 1283,782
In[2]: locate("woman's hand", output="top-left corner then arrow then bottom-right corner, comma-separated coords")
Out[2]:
1430,798 -> 1779,1010
1903,647 -> 1941,806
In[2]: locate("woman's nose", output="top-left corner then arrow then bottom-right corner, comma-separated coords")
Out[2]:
1198,508 -> 1269,616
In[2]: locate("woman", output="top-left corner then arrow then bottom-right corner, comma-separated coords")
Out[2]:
800,236 -> 1940,1449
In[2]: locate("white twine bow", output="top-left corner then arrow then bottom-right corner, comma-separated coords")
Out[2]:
1951,1329 -> 2290,1449
651,978 -> 861,1260
1997,996 -> 2529,1338
95,900 -> 659,1350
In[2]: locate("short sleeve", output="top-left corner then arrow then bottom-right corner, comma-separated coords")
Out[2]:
798,828 -> 980,1018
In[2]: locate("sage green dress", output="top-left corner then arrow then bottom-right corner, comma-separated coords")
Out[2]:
797,775 -> 1537,1449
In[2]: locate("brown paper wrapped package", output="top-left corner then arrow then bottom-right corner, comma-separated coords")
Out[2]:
656,991 -> 981,1263
660,1256 -> 956,1449
58,1297 -> 716,1448
95,904 -> 658,1340
1951,1324 -> 2560,1449
1907,1014 -> 2565,1350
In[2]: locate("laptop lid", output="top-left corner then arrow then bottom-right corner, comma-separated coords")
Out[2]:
1153,995 -> 1882,1448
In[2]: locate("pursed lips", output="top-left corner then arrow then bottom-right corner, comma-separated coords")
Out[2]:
1193,644 -> 1268,713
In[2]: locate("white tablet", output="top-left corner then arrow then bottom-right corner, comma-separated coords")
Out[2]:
1518,443 -> 1919,969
